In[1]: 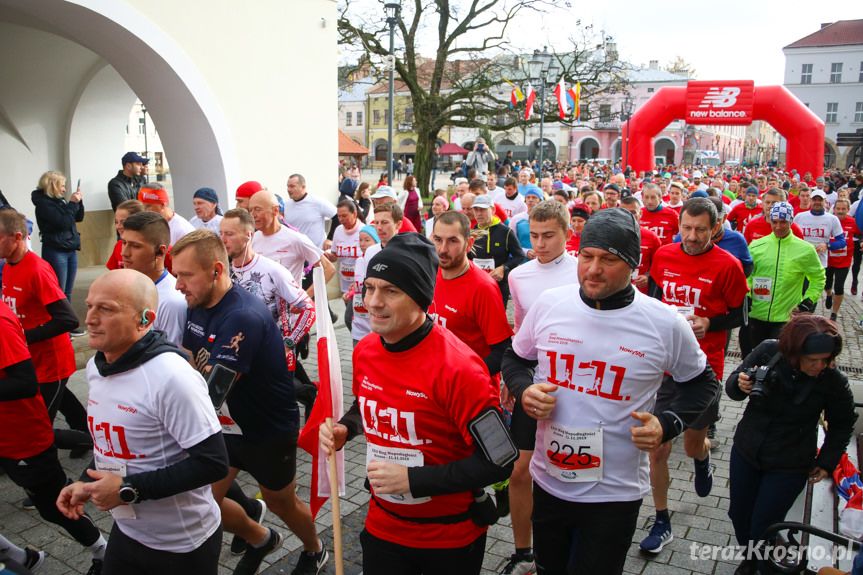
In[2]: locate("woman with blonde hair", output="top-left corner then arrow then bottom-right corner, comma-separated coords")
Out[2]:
31,171 -> 84,305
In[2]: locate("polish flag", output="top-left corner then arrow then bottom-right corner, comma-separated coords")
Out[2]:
553,77 -> 567,119
524,83 -> 536,120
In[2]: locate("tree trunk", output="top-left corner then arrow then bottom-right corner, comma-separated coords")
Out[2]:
414,124 -> 441,199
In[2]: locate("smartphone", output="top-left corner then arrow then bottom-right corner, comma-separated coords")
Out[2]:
468,409 -> 519,467
207,364 -> 238,410
76,178 -> 81,192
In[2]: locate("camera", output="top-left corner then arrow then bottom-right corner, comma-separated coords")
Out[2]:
744,365 -> 772,400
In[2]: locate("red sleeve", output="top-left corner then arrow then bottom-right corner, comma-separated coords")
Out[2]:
789,194 -> 800,209
670,213 -> 680,236
474,280 -> 514,346
106,241 -> 122,270
792,223 -> 804,239
744,223 -> 754,244
399,219 -> 417,233
722,256 -> 750,308
494,204 -> 509,223
33,258 -> 67,307
436,342 -> 500,446
0,305 -> 30,371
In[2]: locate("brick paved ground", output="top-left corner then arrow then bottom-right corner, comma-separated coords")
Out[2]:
2,269 -> 862,575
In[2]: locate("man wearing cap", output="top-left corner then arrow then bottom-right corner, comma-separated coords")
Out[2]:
282,174 -> 337,250
727,187 -> 762,235
517,169 -> 541,197
320,232 -> 514,575
601,184 -> 621,209
138,184 -> 196,245
501,208 -> 718,575
370,187 -> 417,233
468,179 -> 510,224
189,188 -> 223,233
741,202 -> 826,356
235,181 -> 264,210
743,189 -> 804,244
108,152 -> 148,211
794,189 -> 845,270
469,194 -> 524,307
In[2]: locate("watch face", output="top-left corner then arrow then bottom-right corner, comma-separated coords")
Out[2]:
119,486 -> 137,503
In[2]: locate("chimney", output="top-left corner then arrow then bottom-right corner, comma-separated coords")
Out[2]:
605,41 -> 618,63
649,60 -> 659,70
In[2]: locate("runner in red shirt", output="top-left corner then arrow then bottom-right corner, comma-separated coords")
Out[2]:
620,196 -> 662,293
826,199 -> 861,321
726,187 -> 761,234
640,184 -> 679,244
0,294 -> 107,572
639,198 -> 749,554
429,211 -> 513,383
565,202 -> 591,256
793,187 -> 812,215
744,189 -> 804,243
320,233 -> 514,574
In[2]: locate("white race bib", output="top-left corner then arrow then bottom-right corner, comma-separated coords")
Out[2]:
353,292 -> 368,319
752,276 -> 773,302
474,258 -> 495,272
96,458 -> 136,519
216,403 -> 243,436
340,260 -> 356,279
543,424 -> 603,483
676,305 -> 694,317
366,444 -> 431,505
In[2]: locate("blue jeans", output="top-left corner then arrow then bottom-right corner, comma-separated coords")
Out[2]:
41,248 -> 77,301
728,446 -> 808,545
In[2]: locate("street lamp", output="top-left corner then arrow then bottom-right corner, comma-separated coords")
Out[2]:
621,93 -> 634,169
527,47 -> 560,172
385,2 -> 400,186
140,104 -> 149,160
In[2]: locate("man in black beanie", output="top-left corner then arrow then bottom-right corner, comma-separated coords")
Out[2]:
501,209 -> 719,575
320,232 -> 515,575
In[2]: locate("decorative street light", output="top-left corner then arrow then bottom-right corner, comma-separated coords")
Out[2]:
527,47 -> 560,172
141,104 -> 149,160
621,93 -> 634,169
384,2 -> 401,186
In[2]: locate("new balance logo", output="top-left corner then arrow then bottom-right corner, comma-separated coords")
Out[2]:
372,263 -> 388,272
698,87 -> 740,109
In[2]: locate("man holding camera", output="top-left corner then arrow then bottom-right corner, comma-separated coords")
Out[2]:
465,138 -> 496,176
742,202 -> 825,357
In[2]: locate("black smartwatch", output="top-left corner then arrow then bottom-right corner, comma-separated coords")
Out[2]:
284,337 -> 296,349
119,481 -> 140,504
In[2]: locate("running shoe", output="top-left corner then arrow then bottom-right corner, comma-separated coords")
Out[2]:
234,528 -> 283,575
86,559 -> 103,575
694,453 -> 715,497
291,546 -> 329,575
639,516 -> 673,553
825,294 -> 833,310
22,497 -> 35,510
851,280 -> 858,296
231,498 -> 268,555
24,547 -> 45,571
499,552 -> 535,574
831,313 -> 838,322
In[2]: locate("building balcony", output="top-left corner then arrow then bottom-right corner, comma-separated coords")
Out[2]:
592,120 -> 621,130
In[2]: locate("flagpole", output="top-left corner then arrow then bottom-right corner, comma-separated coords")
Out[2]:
326,418 -> 344,575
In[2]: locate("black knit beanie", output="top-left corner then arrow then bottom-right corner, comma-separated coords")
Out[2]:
365,232 -> 439,310
579,208 -> 641,270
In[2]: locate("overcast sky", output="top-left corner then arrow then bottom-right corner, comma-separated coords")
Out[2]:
342,1 -> 860,85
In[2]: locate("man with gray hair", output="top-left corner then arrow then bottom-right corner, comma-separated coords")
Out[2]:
465,137 -> 497,175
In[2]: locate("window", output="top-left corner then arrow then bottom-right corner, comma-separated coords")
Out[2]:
859,62 -> 863,83
580,103 -> 589,119
801,63 -> 813,84
404,107 -> 414,124
356,111 -> 363,126
373,110 -> 381,125
384,110 -> 389,125
855,102 -> 863,123
647,87 -> 655,93
345,112 -> 352,126
830,63 -> 842,83
599,104 -> 611,122
138,117 -> 145,135
826,102 -> 838,123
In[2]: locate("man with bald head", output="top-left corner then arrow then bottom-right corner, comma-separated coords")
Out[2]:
248,190 -> 334,296
58,269 -> 228,574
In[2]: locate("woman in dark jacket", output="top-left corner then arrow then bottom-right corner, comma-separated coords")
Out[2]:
725,314 -> 856,575
31,171 -> 84,301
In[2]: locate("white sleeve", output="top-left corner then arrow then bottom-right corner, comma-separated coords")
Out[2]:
270,265 -> 311,308
319,197 -> 337,219
511,298 -> 543,360
297,231 -> 324,263
155,296 -> 187,348
157,360 -> 221,449
665,312 -> 708,382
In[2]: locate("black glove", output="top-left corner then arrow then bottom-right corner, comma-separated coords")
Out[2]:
796,298 -> 815,314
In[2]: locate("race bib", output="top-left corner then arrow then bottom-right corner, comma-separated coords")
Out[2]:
676,305 -> 694,317
474,258 -> 495,272
353,292 -> 368,319
543,423 -> 603,483
95,458 -> 135,519
366,444 -> 431,505
216,403 -> 243,436
831,249 -> 847,258
340,260 -> 356,279
751,276 -> 773,302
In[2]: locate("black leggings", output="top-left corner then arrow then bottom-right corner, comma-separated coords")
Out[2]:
39,379 -> 93,450
852,240 -> 862,285
360,529 -> 486,575
826,266 -> 850,295
0,445 -> 102,548
102,521 -> 222,575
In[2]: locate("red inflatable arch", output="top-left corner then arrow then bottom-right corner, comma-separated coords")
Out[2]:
621,81 -> 825,178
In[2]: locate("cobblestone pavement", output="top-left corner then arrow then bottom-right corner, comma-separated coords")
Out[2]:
2,280 -> 862,575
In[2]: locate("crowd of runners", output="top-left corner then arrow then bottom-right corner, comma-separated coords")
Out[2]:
0,151 -> 862,575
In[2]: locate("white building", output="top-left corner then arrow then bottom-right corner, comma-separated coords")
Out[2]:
783,19 -> 863,168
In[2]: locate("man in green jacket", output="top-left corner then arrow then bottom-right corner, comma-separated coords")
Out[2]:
741,202 -> 825,356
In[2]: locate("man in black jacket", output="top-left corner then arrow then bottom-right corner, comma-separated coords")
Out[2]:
468,194 -> 524,307
108,152 -> 148,211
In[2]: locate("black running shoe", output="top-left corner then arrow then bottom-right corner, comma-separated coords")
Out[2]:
234,528 -> 283,575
